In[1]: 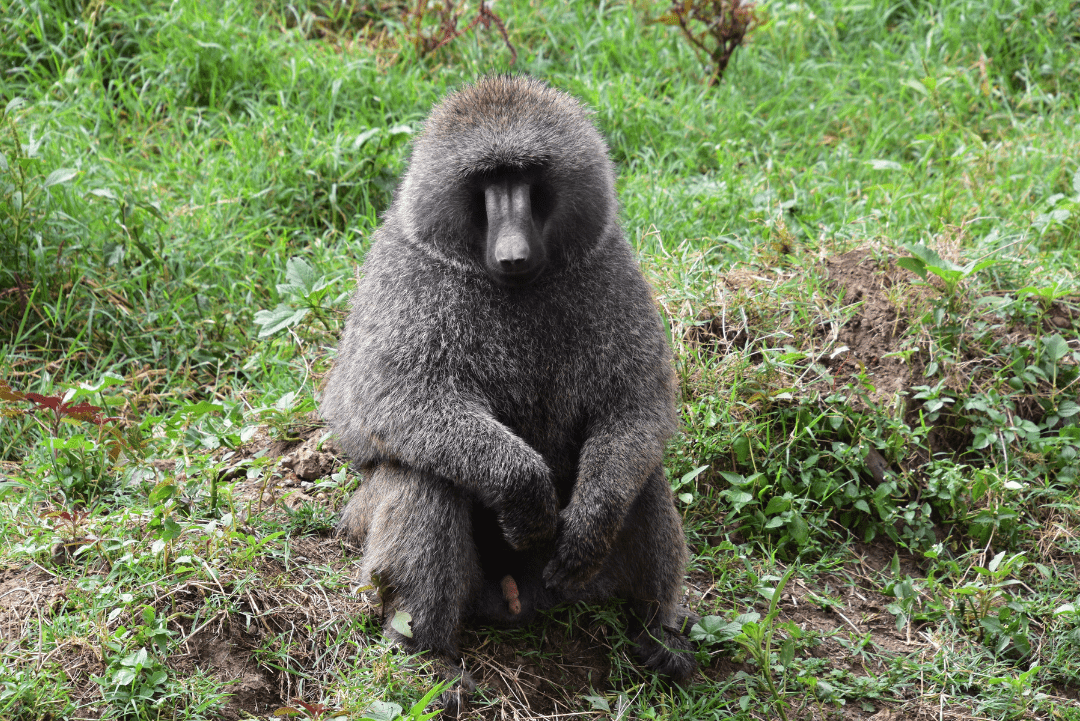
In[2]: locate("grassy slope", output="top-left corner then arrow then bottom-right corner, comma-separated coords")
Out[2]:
2,0 -> 1080,719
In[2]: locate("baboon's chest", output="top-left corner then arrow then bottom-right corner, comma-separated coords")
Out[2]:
490,373 -> 591,505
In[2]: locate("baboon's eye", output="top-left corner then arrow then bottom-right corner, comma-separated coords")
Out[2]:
468,191 -> 487,232
530,183 -> 554,225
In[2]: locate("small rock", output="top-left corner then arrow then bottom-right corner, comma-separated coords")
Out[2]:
283,491 -> 315,510
290,445 -> 334,480
864,447 -> 890,485
1052,315 -> 1070,328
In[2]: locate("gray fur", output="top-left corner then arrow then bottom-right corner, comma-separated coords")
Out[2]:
322,76 -> 695,714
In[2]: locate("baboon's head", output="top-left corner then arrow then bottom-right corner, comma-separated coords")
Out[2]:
397,76 -> 617,287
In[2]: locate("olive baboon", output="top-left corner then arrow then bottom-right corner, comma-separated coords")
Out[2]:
321,76 -> 696,714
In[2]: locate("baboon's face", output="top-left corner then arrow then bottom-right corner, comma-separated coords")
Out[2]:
401,77 -> 616,286
470,170 -> 555,287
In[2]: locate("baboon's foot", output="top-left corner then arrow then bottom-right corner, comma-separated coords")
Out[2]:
431,662 -> 476,720
631,625 -> 697,684
669,605 -> 701,636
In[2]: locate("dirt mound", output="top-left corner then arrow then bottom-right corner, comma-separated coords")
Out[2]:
680,245 -> 1078,432
819,249 -> 924,402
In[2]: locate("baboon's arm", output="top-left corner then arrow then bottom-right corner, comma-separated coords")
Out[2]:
543,407 -> 670,590
333,385 -> 559,549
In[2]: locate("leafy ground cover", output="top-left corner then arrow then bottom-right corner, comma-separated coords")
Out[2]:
2,0 -> 1079,719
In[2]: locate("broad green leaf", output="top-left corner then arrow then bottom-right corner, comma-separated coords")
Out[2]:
360,700 -> 403,721
253,304 -> 308,338
1044,334 -> 1069,362
353,127 -> 381,148
788,513 -> 809,545
764,496 -> 789,515
904,243 -> 951,269
896,256 -> 927,279
689,615 -> 744,645
779,637 -> 795,668
583,695 -> 610,711
283,256 -> 318,294
678,464 -> 709,487
902,78 -> 928,95
149,482 -> 177,505
160,517 -> 182,541
733,436 -> 751,463
178,401 -> 224,422
867,159 -> 902,171
1057,401 -> 1079,418
390,610 -> 413,638
44,167 -> 77,187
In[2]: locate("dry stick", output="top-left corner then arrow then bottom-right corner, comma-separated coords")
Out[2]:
197,555 -> 228,599
479,654 -> 532,711
301,567 -> 335,617
179,610 -> 228,646
613,684 -> 644,721
245,589 -> 274,635
831,607 -> 864,637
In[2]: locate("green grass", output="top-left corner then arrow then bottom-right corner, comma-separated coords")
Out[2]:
2,0 -> 1080,719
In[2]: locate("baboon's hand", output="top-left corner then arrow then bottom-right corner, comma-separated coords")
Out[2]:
542,524 -> 605,592
496,468 -> 559,551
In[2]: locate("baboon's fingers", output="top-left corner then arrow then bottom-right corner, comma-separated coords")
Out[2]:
541,546 -> 602,591
497,482 -> 559,550
499,515 -> 556,551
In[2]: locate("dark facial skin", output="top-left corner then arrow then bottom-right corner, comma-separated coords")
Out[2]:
482,176 -> 548,286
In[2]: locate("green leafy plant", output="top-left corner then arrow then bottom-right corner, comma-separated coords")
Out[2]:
254,390 -> 318,441
896,243 -> 997,308
0,377 -> 126,454
93,607 -> 174,714
1,376 -> 135,502
1032,168 -> 1080,243
253,257 -> 344,338
0,98 -> 80,303
953,551 -> 1033,658
987,664 -> 1047,717
693,565 -> 798,720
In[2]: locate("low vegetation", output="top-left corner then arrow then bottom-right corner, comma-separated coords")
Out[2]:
2,0 -> 1079,719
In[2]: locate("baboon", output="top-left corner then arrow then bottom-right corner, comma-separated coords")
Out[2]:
321,76 -> 696,715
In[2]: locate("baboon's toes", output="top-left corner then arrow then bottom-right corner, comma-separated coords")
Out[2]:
435,686 -> 469,720
632,627 -> 697,684
432,664 -> 476,720
670,605 -> 702,636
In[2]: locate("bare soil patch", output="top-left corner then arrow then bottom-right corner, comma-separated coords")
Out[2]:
819,248 -> 925,403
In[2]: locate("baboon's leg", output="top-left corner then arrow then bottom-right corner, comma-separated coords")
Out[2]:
584,466 -> 697,683
351,465 -> 482,717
